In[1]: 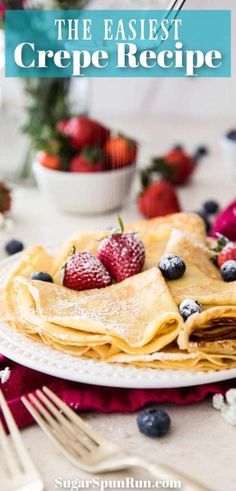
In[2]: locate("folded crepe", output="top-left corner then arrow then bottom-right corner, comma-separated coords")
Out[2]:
9,268 -> 183,358
163,229 -> 236,305
159,230 -> 236,357
3,246 -> 54,335
178,307 -> 236,355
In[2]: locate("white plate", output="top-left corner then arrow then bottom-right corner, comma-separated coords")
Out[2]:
1,251 -> 236,389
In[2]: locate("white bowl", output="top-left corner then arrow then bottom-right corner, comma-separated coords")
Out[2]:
33,161 -> 136,214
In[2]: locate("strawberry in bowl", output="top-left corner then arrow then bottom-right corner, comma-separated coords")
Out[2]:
34,116 -> 137,214
70,147 -> 105,173
105,135 -> 138,170
57,115 -> 110,150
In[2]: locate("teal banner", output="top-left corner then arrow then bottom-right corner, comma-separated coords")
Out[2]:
5,10 -> 231,78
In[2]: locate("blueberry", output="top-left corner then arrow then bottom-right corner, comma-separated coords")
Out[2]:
5,239 -> 24,256
194,146 -> 208,160
158,254 -> 186,280
220,260 -> 236,282
226,129 -> 236,141
195,210 -> 211,234
137,408 -> 171,438
203,200 -> 219,215
30,272 -> 53,283
179,299 -> 202,321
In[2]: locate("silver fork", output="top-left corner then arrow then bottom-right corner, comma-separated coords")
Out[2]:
0,390 -> 43,491
22,387 -> 209,491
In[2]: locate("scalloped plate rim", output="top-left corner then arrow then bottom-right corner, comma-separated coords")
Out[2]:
1,249 -> 236,389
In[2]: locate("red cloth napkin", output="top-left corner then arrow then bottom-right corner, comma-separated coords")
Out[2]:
1,355 -> 235,429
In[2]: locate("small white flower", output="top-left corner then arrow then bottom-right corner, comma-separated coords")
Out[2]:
223,405 -> 236,426
213,389 -> 236,426
225,389 -> 236,406
212,393 -> 225,410
0,367 -> 11,384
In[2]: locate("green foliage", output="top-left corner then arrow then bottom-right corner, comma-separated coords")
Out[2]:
23,0 -> 88,169
23,78 -> 76,170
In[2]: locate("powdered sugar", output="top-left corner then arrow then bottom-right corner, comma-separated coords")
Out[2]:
63,251 -> 112,291
98,232 -> 145,282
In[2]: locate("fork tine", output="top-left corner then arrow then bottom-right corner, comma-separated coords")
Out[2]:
0,390 -> 35,473
29,393 -> 60,427
22,395 -> 52,433
36,389 -> 95,452
22,396 -> 87,462
0,419 -> 19,476
42,386 -> 101,445
29,393 -> 90,456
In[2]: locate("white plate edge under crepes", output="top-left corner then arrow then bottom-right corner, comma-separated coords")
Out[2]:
0,250 -> 236,389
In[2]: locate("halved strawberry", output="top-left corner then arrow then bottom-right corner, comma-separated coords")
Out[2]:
98,217 -> 145,282
63,251 -> 112,291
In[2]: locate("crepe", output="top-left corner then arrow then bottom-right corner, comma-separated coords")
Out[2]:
107,346 -> 236,371
3,246 -> 54,334
1,212 -> 236,372
178,307 -> 236,355
157,230 -> 236,357
51,212 -> 206,281
11,268 -> 182,357
163,230 -> 236,305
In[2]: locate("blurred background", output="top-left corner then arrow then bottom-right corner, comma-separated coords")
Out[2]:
1,0 -> 235,180
0,0 -> 235,248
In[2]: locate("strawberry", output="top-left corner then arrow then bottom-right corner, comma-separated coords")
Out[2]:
218,242 -> 236,267
63,251 -> 112,291
57,116 -> 110,150
164,147 -> 195,185
70,147 -> 105,173
0,182 -> 11,214
57,120 -> 68,134
38,151 -> 61,171
138,181 -> 181,219
150,146 -> 207,186
98,216 -> 145,282
105,135 -> 138,169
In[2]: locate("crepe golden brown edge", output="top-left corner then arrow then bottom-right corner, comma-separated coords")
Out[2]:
1,212 -> 236,371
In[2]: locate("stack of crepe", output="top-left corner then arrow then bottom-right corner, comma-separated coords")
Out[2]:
1,212 -> 236,371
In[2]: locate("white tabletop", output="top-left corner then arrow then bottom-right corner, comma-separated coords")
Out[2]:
1,117 -> 236,491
